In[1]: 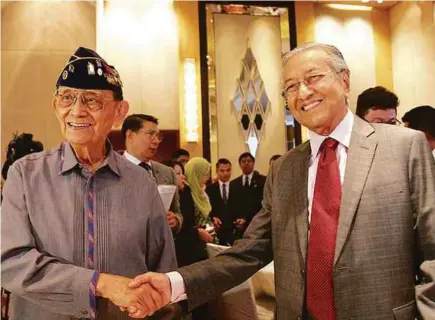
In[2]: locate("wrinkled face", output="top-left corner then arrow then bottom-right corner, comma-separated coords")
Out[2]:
177,155 -> 190,167
216,163 -> 232,183
364,108 -> 397,125
283,49 -> 350,135
173,164 -> 186,189
239,156 -> 254,175
53,86 -> 128,147
126,121 -> 161,161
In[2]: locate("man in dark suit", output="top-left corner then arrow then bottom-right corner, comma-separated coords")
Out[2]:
125,43 -> 435,320
206,158 -> 236,246
230,152 -> 266,238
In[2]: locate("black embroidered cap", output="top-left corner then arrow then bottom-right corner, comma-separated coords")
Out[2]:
56,47 -> 123,99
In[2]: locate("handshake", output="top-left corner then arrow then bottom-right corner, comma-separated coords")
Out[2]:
96,272 -> 171,318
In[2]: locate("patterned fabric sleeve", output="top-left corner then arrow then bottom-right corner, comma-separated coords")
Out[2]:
89,271 -> 99,319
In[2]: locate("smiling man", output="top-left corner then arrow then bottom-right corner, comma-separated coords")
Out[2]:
126,42 -> 435,320
1,47 -> 177,320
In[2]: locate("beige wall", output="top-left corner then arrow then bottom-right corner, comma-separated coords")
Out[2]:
1,1 -> 96,161
372,8 -> 393,90
293,2 -> 397,141
314,5 -> 377,111
98,0 -> 179,130
174,1 -> 203,158
390,1 -> 435,119
214,14 -> 286,177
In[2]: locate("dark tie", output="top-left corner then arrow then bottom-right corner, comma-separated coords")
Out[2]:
244,176 -> 249,187
139,162 -> 152,175
306,138 -> 341,320
222,183 -> 228,204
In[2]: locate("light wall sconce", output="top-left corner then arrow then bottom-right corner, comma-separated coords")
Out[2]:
184,58 -> 199,142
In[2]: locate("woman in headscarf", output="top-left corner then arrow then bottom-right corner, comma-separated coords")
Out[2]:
172,157 -> 217,268
170,157 -> 216,320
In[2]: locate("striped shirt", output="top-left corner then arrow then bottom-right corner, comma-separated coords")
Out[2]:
1,142 -> 177,320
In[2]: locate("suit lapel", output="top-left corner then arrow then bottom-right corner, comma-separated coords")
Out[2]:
288,142 -> 311,264
150,161 -> 160,183
334,117 -> 377,265
214,183 -> 223,203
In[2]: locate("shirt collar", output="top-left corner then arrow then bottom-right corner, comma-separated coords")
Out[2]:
244,172 -> 254,180
124,151 -> 152,167
218,180 -> 229,187
60,140 -> 120,176
308,109 -> 354,158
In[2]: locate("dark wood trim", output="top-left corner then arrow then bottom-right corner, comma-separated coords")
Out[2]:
198,1 -> 211,161
287,1 -> 302,146
198,1 -> 301,157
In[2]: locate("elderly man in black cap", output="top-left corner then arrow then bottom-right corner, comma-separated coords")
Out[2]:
1,47 -> 177,319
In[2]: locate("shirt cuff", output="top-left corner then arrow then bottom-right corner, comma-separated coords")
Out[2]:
89,271 -> 99,319
166,271 -> 187,303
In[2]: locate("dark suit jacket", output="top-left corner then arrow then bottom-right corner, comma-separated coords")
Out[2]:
178,116 -> 435,320
231,171 -> 266,227
206,182 -> 237,245
175,186 -> 207,267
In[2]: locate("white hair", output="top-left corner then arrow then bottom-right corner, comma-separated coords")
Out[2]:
282,42 -> 350,74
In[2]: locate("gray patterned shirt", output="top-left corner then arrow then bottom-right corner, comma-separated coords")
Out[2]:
1,142 -> 177,320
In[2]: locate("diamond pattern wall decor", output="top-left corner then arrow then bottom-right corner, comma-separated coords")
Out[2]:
231,47 -> 271,156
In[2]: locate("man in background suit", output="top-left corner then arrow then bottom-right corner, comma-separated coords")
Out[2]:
206,158 -> 236,246
125,43 -> 435,320
355,86 -> 400,125
230,152 -> 266,237
403,105 -> 435,159
122,114 -> 182,233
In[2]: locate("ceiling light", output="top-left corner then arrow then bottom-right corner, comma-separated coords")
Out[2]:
326,4 -> 372,11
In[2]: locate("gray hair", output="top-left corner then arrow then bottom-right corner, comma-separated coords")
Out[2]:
282,42 -> 350,74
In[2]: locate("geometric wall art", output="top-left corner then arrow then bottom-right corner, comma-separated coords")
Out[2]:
231,47 -> 271,156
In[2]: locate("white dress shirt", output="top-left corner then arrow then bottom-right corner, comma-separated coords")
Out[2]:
124,151 -> 153,175
167,109 -> 355,302
307,109 -> 353,222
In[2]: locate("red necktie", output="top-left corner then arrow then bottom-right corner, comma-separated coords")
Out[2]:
307,138 -> 341,320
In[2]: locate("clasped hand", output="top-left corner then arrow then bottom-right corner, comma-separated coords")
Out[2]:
96,272 -> 171,318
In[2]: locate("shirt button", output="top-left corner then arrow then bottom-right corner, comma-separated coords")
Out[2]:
301,269 -> 305,275
81,310 -> 89,316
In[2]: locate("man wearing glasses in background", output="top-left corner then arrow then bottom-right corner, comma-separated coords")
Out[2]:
355,86 -> 401,125
1,47 -> 177,319
122,114 -> 183,233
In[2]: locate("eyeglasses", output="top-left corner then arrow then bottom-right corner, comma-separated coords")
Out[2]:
142,129 -> 164,142
281,70 -> 341,98
53,88 -> 115,111
371,118 -> 402,126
